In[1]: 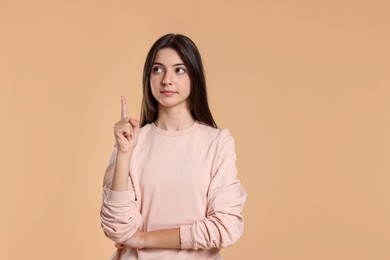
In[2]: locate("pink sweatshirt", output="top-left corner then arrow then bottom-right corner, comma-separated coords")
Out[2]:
100,122 -> 247,259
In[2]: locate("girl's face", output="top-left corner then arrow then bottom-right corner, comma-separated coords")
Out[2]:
150,48 -> 191,111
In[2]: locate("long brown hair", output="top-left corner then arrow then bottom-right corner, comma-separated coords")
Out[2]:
140,34 -> 217,128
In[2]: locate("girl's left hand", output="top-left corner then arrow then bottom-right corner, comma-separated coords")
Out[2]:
116,231 -> 145,249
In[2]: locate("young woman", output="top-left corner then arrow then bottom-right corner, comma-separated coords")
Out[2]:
100,34 -> 247,260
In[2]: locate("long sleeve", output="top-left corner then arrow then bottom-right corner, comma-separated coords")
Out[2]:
100,148 -> 143,244
179,130 -> 247,250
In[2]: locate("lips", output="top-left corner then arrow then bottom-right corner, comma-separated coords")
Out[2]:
160,90 -> 177,96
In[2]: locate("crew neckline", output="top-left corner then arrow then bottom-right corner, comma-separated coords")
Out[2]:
151,121 -> 200,136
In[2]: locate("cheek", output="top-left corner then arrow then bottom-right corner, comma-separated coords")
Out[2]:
150,75 -> 160,89
184,79 -> 191,95
149,80 -> 159,98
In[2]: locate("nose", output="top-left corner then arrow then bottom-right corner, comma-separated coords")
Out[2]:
162,71 -> 172,86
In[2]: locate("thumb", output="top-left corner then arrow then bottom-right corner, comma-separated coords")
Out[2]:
130,118 -> 140,138
129,118 -> 139,127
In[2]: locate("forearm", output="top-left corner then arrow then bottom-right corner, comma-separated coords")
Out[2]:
110,151 -> 133,191
143,228 -> 181,249
121,228 -> 181,249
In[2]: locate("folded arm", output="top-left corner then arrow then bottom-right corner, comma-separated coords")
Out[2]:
117,130 -> 246,250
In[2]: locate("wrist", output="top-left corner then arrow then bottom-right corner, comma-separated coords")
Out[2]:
139,231 -> 147,248
116,149 -> 133,160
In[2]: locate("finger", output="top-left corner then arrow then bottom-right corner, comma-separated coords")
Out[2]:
129,118 -> 139,127
115,124 -> 132,133
114,122 -> 132,134
120,116 -> 131,124
115,243 -> 124,249
121,96 -> 128,119
114,120 -> 131,129
130,119 -> 140,138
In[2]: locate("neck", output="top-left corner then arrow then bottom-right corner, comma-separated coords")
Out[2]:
155,105 -> 195,131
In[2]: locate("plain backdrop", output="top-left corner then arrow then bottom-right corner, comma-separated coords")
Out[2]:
1,0 -> 389,259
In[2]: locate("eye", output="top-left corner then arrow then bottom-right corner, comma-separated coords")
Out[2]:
152,66 -> 164,74
176,67 -> 186,74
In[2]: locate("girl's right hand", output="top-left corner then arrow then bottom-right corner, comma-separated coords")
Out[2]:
113,96 -> 140,154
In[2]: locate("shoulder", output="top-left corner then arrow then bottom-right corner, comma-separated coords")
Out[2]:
196,123 -> 235,145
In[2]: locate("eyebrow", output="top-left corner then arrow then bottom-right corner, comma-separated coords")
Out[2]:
152,62 -> 187,67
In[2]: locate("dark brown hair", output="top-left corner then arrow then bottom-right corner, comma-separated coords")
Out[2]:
140,34 -> 217,128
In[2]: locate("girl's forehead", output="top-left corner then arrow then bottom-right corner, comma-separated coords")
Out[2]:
154,48 -> 184,64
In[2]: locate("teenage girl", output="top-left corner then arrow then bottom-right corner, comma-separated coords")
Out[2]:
100,34 -> 247,260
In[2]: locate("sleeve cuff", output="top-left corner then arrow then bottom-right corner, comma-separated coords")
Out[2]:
180,224 -> 193,249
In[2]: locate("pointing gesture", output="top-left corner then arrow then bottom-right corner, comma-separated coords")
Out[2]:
114,96 -> 140,153
121,96 -> 128,119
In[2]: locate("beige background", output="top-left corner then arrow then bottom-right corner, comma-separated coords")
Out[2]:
1,0 -> 389,259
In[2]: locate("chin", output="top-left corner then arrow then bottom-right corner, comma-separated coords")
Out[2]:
158,100 -> 188,110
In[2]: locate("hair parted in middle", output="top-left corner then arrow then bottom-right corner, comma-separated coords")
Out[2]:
140,33 -> 217,128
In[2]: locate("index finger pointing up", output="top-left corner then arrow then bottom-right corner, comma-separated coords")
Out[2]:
121,96 -> 128,119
